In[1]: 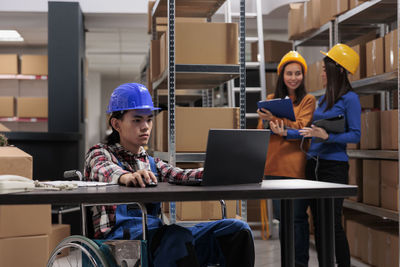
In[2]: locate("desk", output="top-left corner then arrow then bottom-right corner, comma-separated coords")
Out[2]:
0,179 -> 357,267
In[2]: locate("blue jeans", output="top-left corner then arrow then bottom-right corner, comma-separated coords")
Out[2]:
265,176 -> 310,267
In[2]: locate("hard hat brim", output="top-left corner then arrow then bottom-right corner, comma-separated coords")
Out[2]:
320,50 -> 328,57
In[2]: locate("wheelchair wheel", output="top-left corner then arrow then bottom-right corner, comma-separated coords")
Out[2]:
47,235 -> 110,267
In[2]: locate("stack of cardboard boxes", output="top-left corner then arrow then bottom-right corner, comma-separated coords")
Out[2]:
0,54 -> 48,132
0,146 -> 70,266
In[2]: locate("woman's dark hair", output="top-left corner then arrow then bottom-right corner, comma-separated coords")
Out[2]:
274,62 -> 307,105
320,56 -> 353,111
105,111 -> 127,145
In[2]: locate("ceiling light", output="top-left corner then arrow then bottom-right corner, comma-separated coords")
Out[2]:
0,30 -> 24,42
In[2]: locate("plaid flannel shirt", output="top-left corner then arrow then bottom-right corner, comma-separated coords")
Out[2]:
84,142 -> 203,238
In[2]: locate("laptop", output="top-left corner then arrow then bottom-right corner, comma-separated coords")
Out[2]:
170,129 -> 270,186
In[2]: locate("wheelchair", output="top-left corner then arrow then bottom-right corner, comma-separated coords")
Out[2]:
47,171 -> 227,267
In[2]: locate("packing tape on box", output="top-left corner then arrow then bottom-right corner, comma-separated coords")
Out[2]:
372,41 -> 377,75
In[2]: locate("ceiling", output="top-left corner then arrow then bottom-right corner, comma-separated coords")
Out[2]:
0,4 -> 289,80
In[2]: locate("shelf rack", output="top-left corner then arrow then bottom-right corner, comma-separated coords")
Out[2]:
344,199 -> 399,221
347,149 -> 398,160
0,74 -> 48,80
310,71 -> 398,97
150,0 -> 247,223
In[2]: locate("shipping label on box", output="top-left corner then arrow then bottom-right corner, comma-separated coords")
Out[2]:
380,109 -> 398,150
360,111 -> 381,149
0,96 -> 14,117
0,54 -> 18,74
366,37 -> 384,77
20,55 -> 48,75
17,97 -> 48,118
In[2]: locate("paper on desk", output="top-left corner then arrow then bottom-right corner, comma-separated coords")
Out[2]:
41,181 -> 109,187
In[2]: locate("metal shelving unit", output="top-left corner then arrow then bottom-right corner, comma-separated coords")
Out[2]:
344,199 -> 399,221
150,0 -> 246,223
294,1 -> 400,264
0,74 -> 48,80
347,149 -> 398,160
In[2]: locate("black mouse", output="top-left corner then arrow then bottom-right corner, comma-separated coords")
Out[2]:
146,181 -> 158,187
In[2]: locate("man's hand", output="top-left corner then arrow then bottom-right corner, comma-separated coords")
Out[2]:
269,120 -> 287,136
257,108 -> 274,121
119,170 -> 157,188
299,125 -> 329,140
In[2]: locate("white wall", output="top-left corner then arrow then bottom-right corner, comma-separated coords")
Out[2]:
85,72 -> 101,151
0,0 -> 148,13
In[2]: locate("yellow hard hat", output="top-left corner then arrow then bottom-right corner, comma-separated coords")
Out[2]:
277,51 -> 307,75
320,43 -> 359,74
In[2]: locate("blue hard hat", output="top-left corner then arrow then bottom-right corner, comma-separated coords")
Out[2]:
106,83 -> 160,114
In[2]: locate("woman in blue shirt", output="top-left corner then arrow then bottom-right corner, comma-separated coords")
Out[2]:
270,44 -> 361,267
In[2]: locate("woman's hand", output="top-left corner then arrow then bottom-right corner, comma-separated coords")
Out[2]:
119,170 -> 157,187
299,125 -> 329,140
269,120 -> 287,136
257,108 -> 274,121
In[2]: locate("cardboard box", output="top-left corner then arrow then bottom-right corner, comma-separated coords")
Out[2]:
384,29 -> 398,72
48,224 -> 70,257
381,184 -> 398,211
155,107 -> 239,152
349,44 -> 366,81
347,143 -> 359,149
16,97 -> 48,118
0,204 -> 51,238
19,80 -> 48,97
378,229 -> 399,267
320,0 -> 335,25
159,22 -> 238,73
362,159 -> 380,206
20,55 -> 48,75
348,159 -> 362,202
0,146 -> 32,178
176,200 -> 236,221
359,94 -> 380,110
0,80 -> 18,96
0,123 -> 10,132
304,0 -> 322,33
150,39 -> 161,83
346,219 -> 361,258
380,160 -> 399,188
360,111 -> 380,149
0,96 -> 14,117
331,0 -> 349,17
265,72 -> 278,95
0,54 -> 18,74
288,4 -> 302,40
0,235 -> 49,267
251,40 -> 293,63
350,0 -> 369,9
380,109 -> 398,150
366,37 -> 384,77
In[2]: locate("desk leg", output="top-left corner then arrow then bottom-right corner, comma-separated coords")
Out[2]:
317,198 -> 335,267
280,199 -> 294,267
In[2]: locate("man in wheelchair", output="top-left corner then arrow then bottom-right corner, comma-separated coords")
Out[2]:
84,83 -> 255,267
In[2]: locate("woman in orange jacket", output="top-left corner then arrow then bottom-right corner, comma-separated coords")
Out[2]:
257,51 -> 316,267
